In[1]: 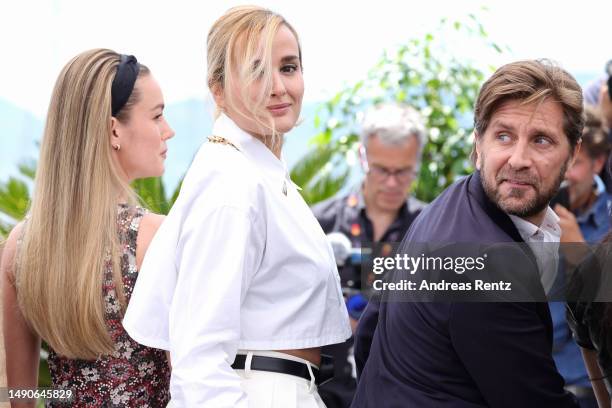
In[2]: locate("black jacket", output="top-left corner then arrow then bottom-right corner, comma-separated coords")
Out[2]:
352,171 -> 578,408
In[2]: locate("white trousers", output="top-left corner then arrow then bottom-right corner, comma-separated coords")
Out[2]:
235,350 -> 327,408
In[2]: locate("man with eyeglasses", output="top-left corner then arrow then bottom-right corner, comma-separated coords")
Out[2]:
311,103 -> 427,408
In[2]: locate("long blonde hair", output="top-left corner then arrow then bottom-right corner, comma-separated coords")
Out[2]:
16,49 -> 147,359
207,5 -> 302,153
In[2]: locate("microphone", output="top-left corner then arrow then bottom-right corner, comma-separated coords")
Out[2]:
326,232 -> 374,295
327,232 -> 352,266
326,232 -> 373,267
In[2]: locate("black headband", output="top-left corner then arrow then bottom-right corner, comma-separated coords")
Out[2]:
111,54 -> 140,116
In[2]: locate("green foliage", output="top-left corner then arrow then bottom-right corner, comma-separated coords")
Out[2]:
132,176 -> 182,215
0,162 -> 182,238
0,160 -> 35,238
301,13 -> 505,203
289,143 -> 351,205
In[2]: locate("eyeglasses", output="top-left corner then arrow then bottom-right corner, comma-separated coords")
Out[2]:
367,164 -> 417,183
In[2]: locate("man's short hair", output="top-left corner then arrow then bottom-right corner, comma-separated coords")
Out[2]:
473,59 -> 584,149
360,103 -> 427,153
581,105 -> 610,159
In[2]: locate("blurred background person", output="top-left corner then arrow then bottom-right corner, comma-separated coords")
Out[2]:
1,48 -> 174,407
555,105 -> 612,243
312,102 -> 427,408
583,60 -> 612,193
551,105 -> 612,408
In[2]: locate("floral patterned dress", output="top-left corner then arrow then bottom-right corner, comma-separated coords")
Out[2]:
47,205 -> 170,407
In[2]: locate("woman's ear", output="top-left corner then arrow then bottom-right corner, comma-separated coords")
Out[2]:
211,84 -> 225,110
110,117 -> 122,150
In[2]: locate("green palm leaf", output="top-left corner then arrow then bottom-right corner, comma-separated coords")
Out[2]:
0,177 -> 31,221
290,143 -> 336,188
132,177 -> 170,215
301,167 -> 350,205
18,160 -> 37,180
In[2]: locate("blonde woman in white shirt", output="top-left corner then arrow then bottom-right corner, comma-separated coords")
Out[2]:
123,5 -> 351,407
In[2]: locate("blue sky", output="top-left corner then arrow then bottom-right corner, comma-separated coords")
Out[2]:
1,0 -> 609,117
1,0 -> 610,186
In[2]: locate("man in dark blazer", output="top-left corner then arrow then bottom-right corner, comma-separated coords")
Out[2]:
352,60 -> 585,407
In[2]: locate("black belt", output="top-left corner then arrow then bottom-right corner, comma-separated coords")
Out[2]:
231,354 -> 334,386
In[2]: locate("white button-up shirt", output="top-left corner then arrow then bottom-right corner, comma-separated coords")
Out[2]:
508,207 -> 561,293
123,114 -> 351,407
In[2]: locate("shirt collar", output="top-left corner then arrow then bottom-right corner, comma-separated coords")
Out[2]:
576,176 -> 610,228
580,195 -> 610,229
508,206 -> 561,242
212,113 -> 292,188
594,174 -> 606,197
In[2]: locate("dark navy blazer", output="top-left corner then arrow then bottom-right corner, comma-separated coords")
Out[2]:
351,171 -> 578,408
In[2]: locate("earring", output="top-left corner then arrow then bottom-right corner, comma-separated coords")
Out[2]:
113,144 -> 121,151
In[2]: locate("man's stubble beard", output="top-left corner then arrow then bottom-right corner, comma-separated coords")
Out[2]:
479,152 -> 568,219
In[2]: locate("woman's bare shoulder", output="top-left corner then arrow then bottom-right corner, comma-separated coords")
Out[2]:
135,213 -> 165,270
1,222 -> 25,281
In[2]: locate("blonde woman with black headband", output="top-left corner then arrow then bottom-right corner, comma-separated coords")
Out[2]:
123,6 -> 351,407
2,48 -> 174,406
